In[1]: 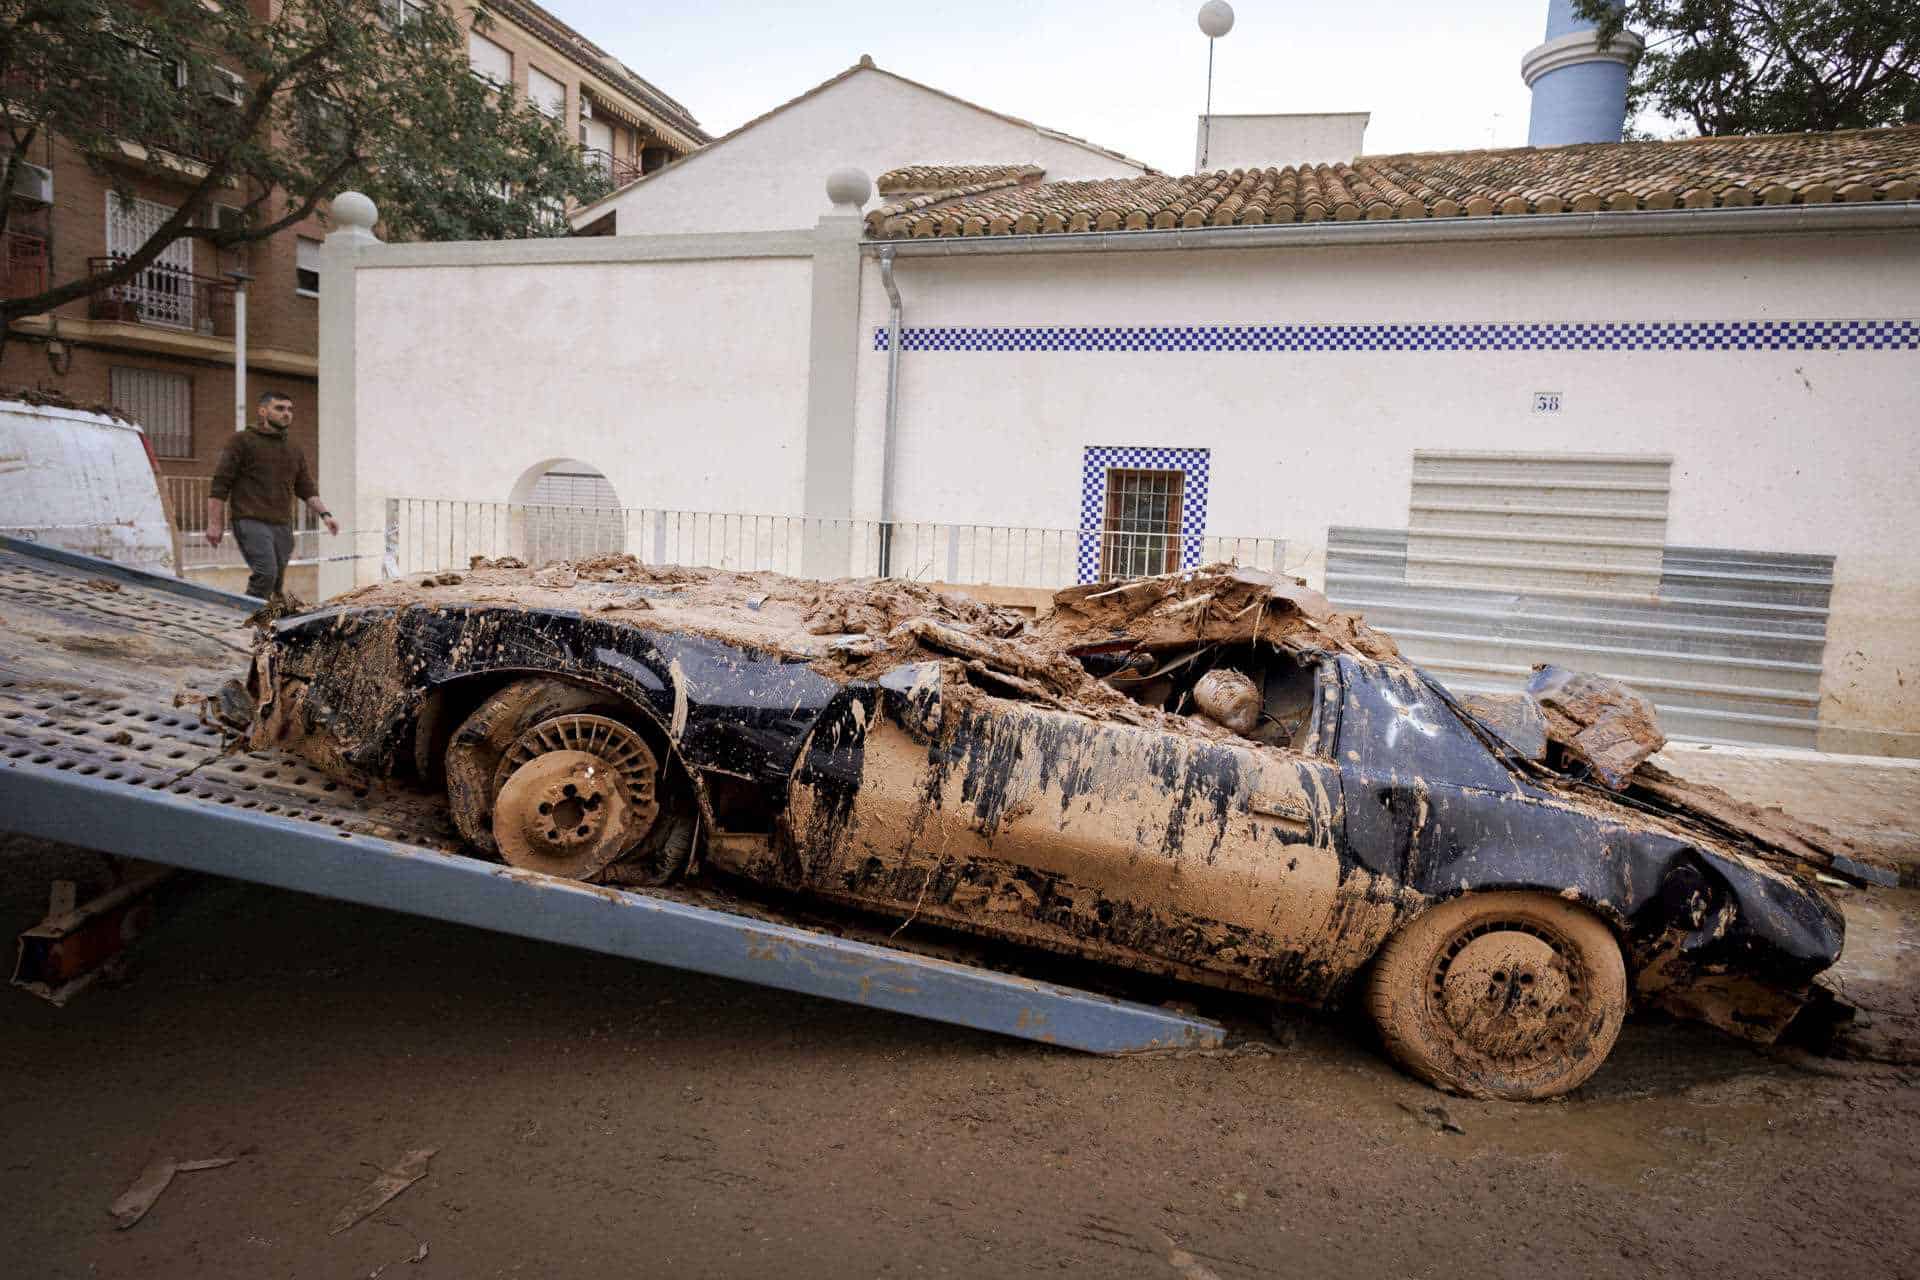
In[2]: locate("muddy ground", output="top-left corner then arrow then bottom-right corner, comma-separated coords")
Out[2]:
2,832 -> 1917,1280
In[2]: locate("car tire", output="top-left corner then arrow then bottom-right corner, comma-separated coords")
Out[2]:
1365,891 -> 1627,1101
443,678 -> 688,884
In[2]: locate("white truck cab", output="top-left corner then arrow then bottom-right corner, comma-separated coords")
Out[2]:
0,395 -> 176,575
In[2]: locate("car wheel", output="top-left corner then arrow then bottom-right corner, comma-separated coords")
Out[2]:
1365,891 -> 1627,1101
444,679 -> 689,884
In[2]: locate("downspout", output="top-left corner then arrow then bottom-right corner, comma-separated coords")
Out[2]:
877,245 -> 903,575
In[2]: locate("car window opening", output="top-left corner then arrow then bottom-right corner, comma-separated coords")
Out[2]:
1071,639 -> 1322,752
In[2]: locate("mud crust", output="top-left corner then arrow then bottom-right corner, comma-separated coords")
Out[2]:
1366,892 -> 1627,1101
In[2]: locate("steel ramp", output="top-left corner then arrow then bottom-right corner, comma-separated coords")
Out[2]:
0,536 -> 1225,1054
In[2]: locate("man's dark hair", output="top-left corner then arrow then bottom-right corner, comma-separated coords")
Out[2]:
257,391 -> 293,408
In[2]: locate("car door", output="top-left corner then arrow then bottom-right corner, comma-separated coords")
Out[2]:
1330,656 -> 1521,885
786,661 -> 1396,997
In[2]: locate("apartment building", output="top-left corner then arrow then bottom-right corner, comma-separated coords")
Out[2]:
0,1 -> 704,587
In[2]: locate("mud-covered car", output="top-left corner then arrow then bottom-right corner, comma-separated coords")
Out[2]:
245,559 -> 1866,1100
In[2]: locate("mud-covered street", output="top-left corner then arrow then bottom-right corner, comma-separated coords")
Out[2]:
3,833 -> 1917,1279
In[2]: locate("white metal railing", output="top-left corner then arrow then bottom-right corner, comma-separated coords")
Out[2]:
386,499 -> 1290,593
163,474 -> 326,571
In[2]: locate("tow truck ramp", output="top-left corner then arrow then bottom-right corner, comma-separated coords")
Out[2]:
0,536 -> 1224,1055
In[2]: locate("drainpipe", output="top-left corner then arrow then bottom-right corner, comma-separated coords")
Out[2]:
877,245 -> 903,575
226,269 -> 252,432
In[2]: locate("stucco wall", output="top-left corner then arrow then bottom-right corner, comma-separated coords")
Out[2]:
592,69 -> 1145,236
353,253 -> 814,525
848,230 -> 1920,750
1197,113 -> 1370,170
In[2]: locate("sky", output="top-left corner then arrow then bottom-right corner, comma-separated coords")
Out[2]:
538,0 -> 1570,173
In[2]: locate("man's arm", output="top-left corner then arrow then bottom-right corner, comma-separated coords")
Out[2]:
206,439 -> 241,547
304,494 -> 340,536
293,451 -> 337,535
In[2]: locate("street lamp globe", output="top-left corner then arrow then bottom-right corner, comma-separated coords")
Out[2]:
1198,1 -> 1235,39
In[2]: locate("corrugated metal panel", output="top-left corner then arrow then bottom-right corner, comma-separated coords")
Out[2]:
1407,450 -> 1672,596
1326,526 -> 1833,749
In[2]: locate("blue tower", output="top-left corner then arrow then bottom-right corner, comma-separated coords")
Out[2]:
1522,0 -> 1642,147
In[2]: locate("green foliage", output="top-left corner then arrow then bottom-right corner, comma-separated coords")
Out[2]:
0,0 -> 612,322
1575,0 -> 1920,136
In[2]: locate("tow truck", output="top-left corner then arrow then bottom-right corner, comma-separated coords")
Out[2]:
0,535 -> 1225,1054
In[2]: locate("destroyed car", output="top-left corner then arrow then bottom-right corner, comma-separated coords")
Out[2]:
245,559 -> 1863,1100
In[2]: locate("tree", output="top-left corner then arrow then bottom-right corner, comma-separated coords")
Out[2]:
1574,1 -> 1920,136
0,0 -> 611,330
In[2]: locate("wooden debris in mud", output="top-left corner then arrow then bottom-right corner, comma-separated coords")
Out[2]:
1526,664 -> 1666,791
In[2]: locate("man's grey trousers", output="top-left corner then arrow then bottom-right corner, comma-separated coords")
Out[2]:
233,518 -> 294,599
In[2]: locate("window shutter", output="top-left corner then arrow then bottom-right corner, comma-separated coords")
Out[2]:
467,32 -> 511,86
110,366 -> 193,460
528,66 -> 565,119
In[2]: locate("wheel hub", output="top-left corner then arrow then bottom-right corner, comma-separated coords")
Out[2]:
1439,930 -> 1575,1061
493,749 -> 633,879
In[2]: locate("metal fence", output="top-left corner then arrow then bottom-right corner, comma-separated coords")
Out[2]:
1324,525 -> 1835,749
163,475 -> 327,572
388,498 -> 1288,592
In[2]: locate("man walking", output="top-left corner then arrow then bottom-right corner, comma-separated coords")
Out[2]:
206,391 -> 338,599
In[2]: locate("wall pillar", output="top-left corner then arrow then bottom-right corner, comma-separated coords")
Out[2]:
800,169 -> 871,577
316,192 -> 380,598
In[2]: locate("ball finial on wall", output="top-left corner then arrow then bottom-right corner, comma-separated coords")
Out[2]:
332,190 -> 378,230
1198,0 -> 1235,39
825,167 -> 872,209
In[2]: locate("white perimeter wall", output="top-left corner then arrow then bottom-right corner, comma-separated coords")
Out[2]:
848,229 -> 1920,746
592,69 -> 1146,236
355,254 -> 813,519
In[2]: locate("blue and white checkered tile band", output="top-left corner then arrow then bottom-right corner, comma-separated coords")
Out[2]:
873,319 -> 1920,353
1078,447 -> 1210,585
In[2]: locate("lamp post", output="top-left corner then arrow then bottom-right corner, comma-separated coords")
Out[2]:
226,268 -> 253,433
1197,1 -> 1236,169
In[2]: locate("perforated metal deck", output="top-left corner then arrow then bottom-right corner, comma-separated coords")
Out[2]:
0,538 -> 1225,1055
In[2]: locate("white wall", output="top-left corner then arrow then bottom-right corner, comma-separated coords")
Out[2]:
1197,112 -> 1370,170
354,254 -> 814,524
590,69 -> 1146,236
849,230 -> 1920,748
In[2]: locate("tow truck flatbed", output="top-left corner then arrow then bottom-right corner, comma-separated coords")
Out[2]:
0,536 -> 1224,1054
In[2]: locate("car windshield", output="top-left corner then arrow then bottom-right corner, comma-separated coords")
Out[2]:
1335,659 -> 1515,791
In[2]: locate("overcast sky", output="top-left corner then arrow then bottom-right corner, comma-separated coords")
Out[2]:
539,0 -> 1571,172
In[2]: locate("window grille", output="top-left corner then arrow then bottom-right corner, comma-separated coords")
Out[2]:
105,194 -> 195,329
525,466 -> 624,565
1100,468 -> 1184,580
111,366 -> 193,459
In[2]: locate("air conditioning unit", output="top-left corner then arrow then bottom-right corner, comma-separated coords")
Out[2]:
199,203 -> 246,233
208,68 -> 246,106
11,162 -> 51,204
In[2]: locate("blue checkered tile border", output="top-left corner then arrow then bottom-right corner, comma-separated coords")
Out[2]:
1078,447 -> 1210,585
874,319 -> 1920,353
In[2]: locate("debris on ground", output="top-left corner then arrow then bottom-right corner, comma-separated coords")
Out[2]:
81,577 -> 123,594
108,1155 -> 238,1229
468,555 -> 524,569
419,573 -> 463,588
1397,1101 -> 1466,1135
329,1148 -> 437,1235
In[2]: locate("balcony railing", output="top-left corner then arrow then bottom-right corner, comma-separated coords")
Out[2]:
2,231 -> 46,300
386,499 -> 1291,593
87,255 -> 236,335
581,147 -> 643,187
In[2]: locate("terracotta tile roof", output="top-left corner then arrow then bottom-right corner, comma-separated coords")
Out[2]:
877,164 -> 1045,194
865,127 -> 1920,239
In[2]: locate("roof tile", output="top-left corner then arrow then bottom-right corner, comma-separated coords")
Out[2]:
866,127 -> 1920,239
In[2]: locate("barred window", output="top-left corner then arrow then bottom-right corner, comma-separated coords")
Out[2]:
1100,468 -> 1184,580
110,366 -> 192,459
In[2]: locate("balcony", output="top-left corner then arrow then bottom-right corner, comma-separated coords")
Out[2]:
1,231 -> 46,299
581,147 -> 643,188
87,255 -> 235,335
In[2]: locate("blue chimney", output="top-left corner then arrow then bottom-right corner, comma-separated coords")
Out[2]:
1522,0 -> 1642,146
